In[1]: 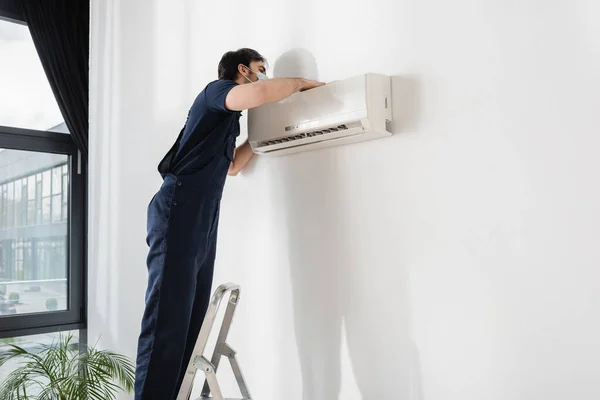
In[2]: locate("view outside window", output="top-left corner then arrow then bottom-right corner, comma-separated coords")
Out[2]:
0,150 -> 69,316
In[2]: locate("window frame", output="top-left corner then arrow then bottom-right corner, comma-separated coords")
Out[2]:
0,125 -> 86,339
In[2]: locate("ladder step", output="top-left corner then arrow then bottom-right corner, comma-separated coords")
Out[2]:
195,398 -> 250,400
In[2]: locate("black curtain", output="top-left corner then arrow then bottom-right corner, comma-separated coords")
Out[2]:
21,0 -> 89,159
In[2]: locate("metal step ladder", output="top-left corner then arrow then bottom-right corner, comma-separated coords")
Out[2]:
177,283 -> 252,400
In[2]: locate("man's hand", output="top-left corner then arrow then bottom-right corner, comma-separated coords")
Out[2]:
300,79 -> 326,92
228,140 -> 254,176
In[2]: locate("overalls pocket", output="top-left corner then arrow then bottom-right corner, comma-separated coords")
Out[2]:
211,139 -> 235,190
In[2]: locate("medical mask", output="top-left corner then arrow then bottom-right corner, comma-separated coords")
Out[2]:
256,71 -> 268,81
243,65 -> 268,82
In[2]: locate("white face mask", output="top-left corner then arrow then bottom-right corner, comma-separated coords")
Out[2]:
243,65 -> 268,82
256,71 -> 268,81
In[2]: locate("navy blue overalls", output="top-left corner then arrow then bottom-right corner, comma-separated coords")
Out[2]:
134,79 -> 240,400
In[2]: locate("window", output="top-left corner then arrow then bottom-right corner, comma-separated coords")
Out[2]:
0,18 -> 86,339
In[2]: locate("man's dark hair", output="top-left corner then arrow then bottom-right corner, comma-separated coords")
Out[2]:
218,48 -> 266,80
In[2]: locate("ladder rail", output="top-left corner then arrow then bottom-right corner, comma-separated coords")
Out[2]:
201,293 -> 239,397
229,352 -> 251,398
197,283 -> 240,356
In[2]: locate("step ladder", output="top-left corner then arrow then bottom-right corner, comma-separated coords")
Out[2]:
177,283 -> 252,400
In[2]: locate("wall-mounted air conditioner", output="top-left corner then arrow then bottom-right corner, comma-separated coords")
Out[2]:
247,73 -> 392,156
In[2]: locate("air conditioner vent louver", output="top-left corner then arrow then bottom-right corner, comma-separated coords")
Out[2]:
257,124 -> 350,147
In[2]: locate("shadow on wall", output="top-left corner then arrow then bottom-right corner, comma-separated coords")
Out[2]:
273,49 -> 423,400
388,75 -> 422,136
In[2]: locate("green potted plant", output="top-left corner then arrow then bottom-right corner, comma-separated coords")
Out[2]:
0,333 -> 135,399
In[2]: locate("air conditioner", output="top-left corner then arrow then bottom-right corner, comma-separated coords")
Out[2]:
247,73 -> 392,156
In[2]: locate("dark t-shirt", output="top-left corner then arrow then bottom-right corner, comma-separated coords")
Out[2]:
158,79 -> 240,176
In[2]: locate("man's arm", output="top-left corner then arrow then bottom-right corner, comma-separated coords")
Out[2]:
225,78 -> 325,176
225,78 -> 325,111
228,140 -> 254,176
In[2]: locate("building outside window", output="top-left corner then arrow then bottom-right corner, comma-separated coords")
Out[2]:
0,145 -> 69,315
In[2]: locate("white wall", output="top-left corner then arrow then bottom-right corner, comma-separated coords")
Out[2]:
89,0 -> 600,399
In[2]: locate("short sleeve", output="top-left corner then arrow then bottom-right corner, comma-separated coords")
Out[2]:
204,79 -> 238,113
